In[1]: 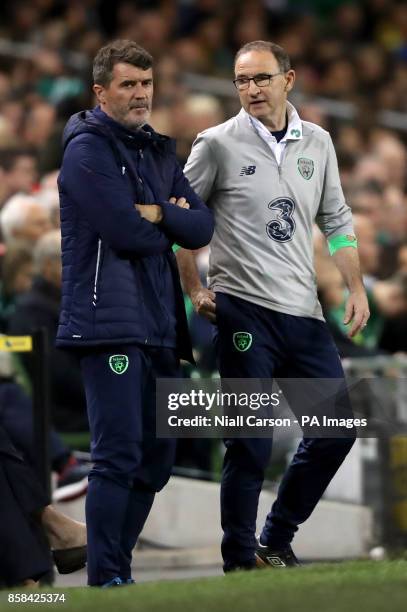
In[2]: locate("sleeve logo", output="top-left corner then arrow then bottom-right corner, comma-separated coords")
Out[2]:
297,157 -> 314,180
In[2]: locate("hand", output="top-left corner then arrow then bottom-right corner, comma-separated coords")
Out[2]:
343,290 -> 370,338
169,196 -> 190,209
191,287 -> 216,323
134,204 -> 163,224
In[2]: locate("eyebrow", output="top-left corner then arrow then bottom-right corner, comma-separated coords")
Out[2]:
120,78 -> 153,85
235,72 -> 273,78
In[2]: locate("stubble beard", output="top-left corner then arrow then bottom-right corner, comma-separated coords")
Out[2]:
111,103 -> 150,130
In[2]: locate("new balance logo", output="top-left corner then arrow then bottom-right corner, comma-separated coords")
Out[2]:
240,165 -> 256,176
266,556 -> 286,567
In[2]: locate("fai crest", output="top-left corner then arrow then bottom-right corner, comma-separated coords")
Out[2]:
297,157 -> 314,180
109,354 -> 129,375
233,332 -> 253,352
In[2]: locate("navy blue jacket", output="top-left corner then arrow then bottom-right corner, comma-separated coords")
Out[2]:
56,107 -> 214,361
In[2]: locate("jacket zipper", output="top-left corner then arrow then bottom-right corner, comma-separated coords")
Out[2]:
261,141 -> 283,183
92,238 -> 102,307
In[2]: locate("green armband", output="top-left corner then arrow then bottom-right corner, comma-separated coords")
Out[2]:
328,234 -> 358,256
172,244 -> 181,253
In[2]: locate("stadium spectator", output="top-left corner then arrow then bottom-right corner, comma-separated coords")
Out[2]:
23,103 -> 56,150
372,133 -> 406,190
0,242 -> 33,328
352,214 -> 381,284
168,93 -> 225,165
36,173 -> 61,229
7,230 -> 88,433
0,149 -> 38,208
0,194 -> 51,247
0,423 -> 86,587
0,358 -> 90,503
397,242 -> 407,276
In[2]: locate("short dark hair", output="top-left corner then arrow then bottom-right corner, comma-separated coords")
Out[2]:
0,148 -> 36,172
234,41 -> 291,72
93,39 -> 153,86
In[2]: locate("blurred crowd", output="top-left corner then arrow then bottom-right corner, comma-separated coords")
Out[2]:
0,0 -> 405,461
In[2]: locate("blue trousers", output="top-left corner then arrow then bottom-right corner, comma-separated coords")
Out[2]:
215,293 -> 356,569
80,345 -> 179,585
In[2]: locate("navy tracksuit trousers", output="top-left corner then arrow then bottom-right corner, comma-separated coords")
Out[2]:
80,345 -> 179,586
215,292 -> 356,570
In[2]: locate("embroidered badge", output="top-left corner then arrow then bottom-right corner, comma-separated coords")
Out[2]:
297,157 -> 314,180
233,332 -> 253,352
109,354 -> 129,375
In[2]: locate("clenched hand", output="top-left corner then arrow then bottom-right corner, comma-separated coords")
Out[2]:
191,287 -> 216,323
135,196 -> 190,224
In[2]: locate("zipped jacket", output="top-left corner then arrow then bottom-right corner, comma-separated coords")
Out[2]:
56,106 -> 214,360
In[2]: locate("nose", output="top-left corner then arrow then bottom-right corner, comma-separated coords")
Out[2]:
133,86 -> 146,98
247,78 -> 261,95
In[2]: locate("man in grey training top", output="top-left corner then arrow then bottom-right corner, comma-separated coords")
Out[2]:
177,40 -> 369,571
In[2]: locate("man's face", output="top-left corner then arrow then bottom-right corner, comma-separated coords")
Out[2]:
94,62 -> 153,130
234,50 -> 294,127
8,156 -> 38,193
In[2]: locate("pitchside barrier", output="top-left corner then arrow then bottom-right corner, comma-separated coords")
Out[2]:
343,355 -> 407,550
0,330 -> 50,499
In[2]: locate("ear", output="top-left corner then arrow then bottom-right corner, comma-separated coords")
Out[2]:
93,83 -> 106,105
284,69 -> 296,93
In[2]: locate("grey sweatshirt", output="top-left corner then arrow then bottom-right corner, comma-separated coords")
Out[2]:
184,104 -> 353,320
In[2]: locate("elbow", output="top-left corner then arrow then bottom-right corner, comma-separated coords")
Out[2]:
163,208 -> 214,249
192,226 -> 214,249
178,224 -> 214,250
191,211 -> 214,248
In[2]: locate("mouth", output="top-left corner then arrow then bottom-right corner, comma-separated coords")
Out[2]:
249,100 -> 266,107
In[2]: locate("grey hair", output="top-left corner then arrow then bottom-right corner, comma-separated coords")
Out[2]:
234,41 -> 291,73
33,229 -> 61,274
0,194 -> 42,243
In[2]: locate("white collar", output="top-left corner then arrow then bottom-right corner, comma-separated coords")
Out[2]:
242,101 -> 303,142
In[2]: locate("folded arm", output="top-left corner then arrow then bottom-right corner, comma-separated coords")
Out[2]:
59,135 -> 172,256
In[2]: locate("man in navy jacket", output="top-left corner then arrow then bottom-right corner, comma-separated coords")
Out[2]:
57,39 -> 214,586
